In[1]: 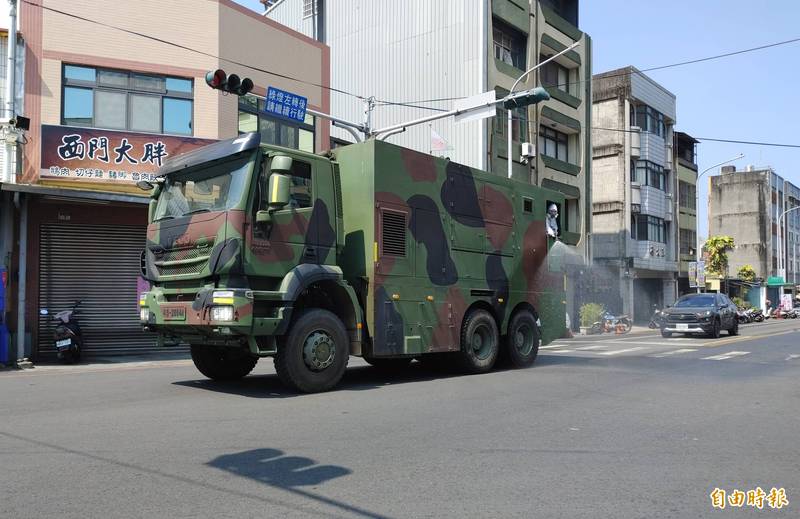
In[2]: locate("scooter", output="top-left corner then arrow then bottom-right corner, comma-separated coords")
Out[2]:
648,306 -> 664,329
736,308 -> 752,324
591,311 -> 632,334
53,300 -> 83,364
750,308 -> 764,322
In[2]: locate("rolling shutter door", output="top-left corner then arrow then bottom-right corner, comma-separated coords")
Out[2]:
37,223 -> 179,357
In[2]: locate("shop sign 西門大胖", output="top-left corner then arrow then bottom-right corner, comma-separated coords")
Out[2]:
40,125 -> 216,184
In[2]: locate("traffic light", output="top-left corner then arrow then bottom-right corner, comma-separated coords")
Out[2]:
503,87 -> 550,109
205,69 -> 254,96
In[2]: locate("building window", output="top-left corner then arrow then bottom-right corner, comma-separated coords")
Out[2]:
540,58 -> 570,93
238,94 -> 315,153
539,125 -> 568,162
680,228 -> 696,255
632,160 -> 666,191
679,180 -> 696,210
61,65 -> 193,135
495,105 -> 528,143
302,0 -> 317,18
632,215 -> 667,243
631,104 -> 665,137
539,0 -> 578,26
493,18 -> 526,70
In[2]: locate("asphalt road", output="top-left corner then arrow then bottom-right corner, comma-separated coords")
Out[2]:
1,319 -> 798,518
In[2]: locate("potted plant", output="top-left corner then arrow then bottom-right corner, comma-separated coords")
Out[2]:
579,303 -> 604,335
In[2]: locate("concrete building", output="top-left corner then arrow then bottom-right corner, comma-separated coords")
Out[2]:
674,131 -> 698,295
264,0 -> 591,249
591,67 -> 678,322
264,0 -> 592,325
708,166 -> 800,285
0,0 -> 329,363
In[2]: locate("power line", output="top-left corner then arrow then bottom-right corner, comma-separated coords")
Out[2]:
379,35 -> 800,107
591,127 -> 800,148
20,0 -> 366,100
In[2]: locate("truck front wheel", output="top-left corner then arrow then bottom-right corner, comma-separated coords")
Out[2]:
190,345 -> 258,381
275,309 -> 349,393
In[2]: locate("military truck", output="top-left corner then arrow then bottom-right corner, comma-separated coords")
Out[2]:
139,132 -> 566,392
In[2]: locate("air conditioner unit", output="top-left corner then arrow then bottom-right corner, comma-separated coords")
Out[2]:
520,142 -> 536,159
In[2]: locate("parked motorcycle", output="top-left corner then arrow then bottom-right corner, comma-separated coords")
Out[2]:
648,306 -> 664,329
750,308 -> 764,322
736,308 -> 752,324
53,300 -> 83,364
591,311 -> 632,334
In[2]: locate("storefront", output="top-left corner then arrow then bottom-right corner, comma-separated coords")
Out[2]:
0,0 -> 329,363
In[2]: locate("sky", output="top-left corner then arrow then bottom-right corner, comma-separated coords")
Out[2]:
233,0 -> 800,239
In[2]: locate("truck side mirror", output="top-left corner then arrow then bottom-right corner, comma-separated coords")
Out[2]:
268,173 -> 291,210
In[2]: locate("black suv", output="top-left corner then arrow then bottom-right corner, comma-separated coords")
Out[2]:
660,293 -> 739,338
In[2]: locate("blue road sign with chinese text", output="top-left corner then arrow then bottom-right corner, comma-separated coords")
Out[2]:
264,87 -> 307,123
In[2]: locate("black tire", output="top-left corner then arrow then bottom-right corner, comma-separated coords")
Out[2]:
364,357 -> 413,371
457,309 -> 499,373
191,345 -> 258,381
618,318 -> 632,333
505,310 -> 539,368
274,309 -> 349,393
709,318 -> 721,339
729,319 -> 739,336
660,329 -> 672,338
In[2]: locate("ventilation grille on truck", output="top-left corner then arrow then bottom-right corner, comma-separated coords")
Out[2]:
381,210 -> 407,257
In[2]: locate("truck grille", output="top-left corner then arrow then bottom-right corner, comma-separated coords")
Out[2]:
152,243 -> 213,277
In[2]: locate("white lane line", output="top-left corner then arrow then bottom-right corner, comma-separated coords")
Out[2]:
597,347 -> 647,356
540,344 -> 565,350
576,345 -> 608,351
604,341 -> 667,346
701,351 -> 750,361
648,348 -> 698,358
544,349 -> 575,353
785,354 -> 800,361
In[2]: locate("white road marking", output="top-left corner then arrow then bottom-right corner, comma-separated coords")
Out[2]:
545,349 -> 575,353
785,354 -> 800,361
597,347 -> 647,356
575,345 -> 608,351
648,348 -> 698,358
701,351 -> 750,361
540,344 -> 565,350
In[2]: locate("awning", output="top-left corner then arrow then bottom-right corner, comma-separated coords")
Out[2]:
766,276 -> 788,287
1,183 -> 149,205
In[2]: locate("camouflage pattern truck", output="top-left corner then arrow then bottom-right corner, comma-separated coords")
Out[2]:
139,132 -> 566,392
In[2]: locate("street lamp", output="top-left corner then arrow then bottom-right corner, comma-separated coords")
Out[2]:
695,153 -> 744,292
777,205 -> 800,280
506,41 -> 580,179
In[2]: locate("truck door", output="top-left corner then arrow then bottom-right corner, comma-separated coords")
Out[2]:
246,155 -> 316,276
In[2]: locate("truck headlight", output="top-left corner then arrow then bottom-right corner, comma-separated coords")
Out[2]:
211,306 -> 235,321
140,308 -> 150,322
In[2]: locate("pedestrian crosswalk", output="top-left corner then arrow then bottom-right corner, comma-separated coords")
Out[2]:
541,334 -> 798,364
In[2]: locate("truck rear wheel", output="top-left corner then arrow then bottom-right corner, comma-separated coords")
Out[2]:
505,310 -> 539,368
274,309 -> 349,393
190,345 -> 258,381
457,308 -> 499,373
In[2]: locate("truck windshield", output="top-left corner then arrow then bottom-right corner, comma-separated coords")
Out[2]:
153,153 -> 253,221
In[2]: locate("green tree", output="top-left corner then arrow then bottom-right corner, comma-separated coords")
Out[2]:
704,236 -> 735,277
737,264 -> 756,282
